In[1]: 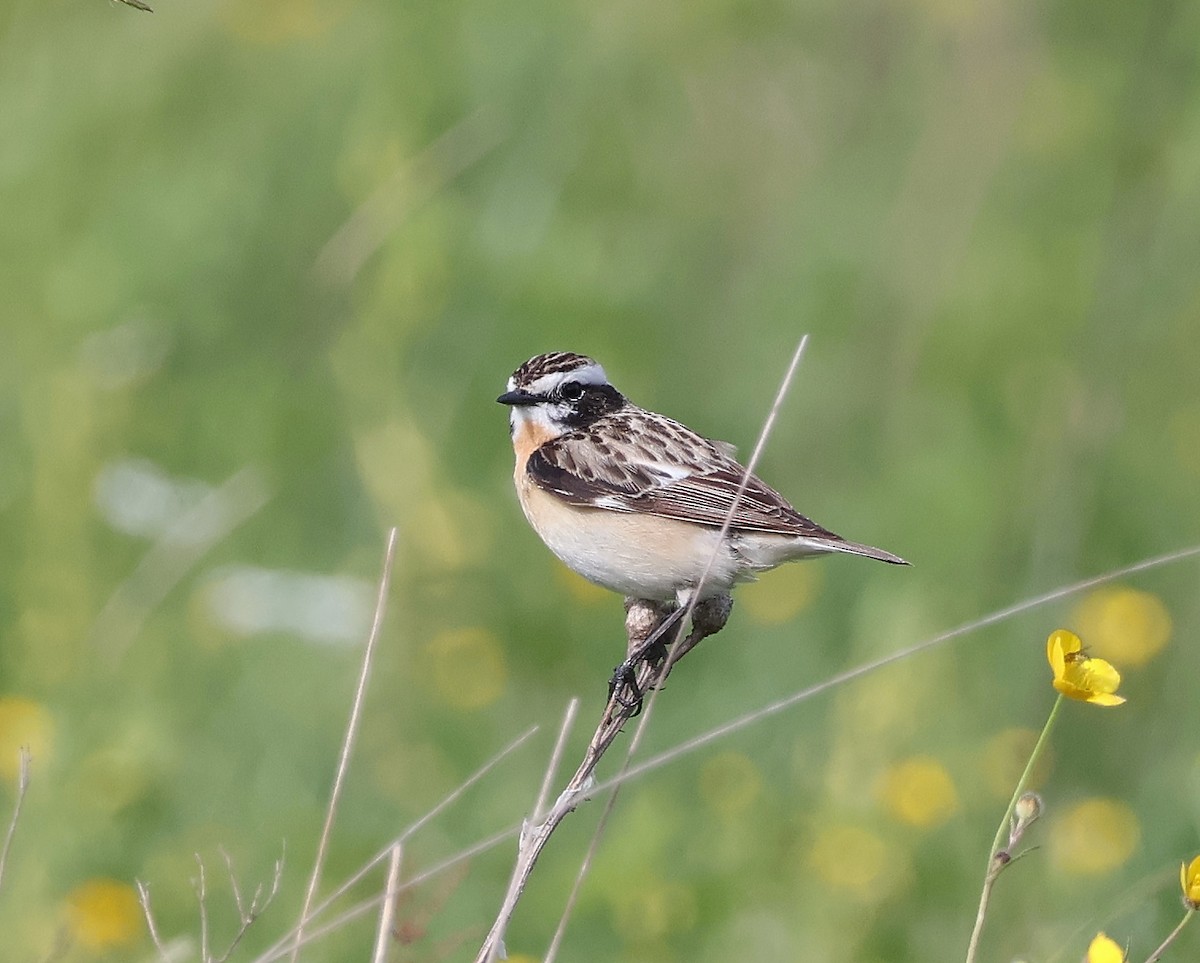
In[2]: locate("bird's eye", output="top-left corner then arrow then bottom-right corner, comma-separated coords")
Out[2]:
560,381 -> 585,402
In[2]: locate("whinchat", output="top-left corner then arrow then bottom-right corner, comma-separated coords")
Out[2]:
498,351 -> 907,611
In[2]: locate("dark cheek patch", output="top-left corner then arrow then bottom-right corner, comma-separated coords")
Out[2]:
564,385 -> 625,428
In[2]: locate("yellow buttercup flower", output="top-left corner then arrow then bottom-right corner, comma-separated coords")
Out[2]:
1046,629 -> 1126,706
1086,932 -> 1125,962
1181,854 -> 1200,909
66,879 -> 141,949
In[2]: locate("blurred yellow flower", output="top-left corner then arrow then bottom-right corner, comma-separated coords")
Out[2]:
1182,854 -> 1200,910
739,564 -> 821,625
808,824 -> 907,901
879,756 -> 960,829
1046,629 -> 1125,706
1073,587 -> 1171,667
66,879 -> 141,950
220,0 -> 353,44
1050,798 -> 1140,876
1085,932 -> 1126,962
427,628 -> 507,710
0,697 -> 54,781
610,877 -> 697,943
699,751 -> 762,818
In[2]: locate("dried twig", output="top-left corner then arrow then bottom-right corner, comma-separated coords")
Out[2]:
137,880 -> 175,963
214,847 -> 285,963
256,826 -> 519,962
289,527 -> 399,961
370,845 -> 403,963
253,726 -> 537,963
195,855 -> 210,962
0,747 -> 31,894
533,699 -> 580,823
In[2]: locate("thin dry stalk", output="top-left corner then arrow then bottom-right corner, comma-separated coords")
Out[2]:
533,699 -> 580,823
0,747 -> 31,894
195,855 -> 210,961
288,527 -> 399,963
137,880 -> 173,963
254,727 -> 537,963
258,826 -> 521,962
370,844 -> 403,963
214,848 -> 285,963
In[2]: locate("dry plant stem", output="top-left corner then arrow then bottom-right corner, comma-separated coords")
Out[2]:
965,694 -> 1063,963
215,849 -> 285,963
259,827 -> 521,963
1143,909 -> 1196,963
196,856 -> 211,961
477,596 -> 731,963
137,881 -> 173,963
543,595 -> 732,963
370,844 -> 404,963
289,527 -> 399,963
0,747 -> 31,894
252,728 -> 536,963
533,699 -> 581,822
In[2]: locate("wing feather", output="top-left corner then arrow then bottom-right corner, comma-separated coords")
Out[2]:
526,413 -> 841,540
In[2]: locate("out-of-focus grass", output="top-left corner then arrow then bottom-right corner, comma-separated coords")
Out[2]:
1,0 -> 1199,958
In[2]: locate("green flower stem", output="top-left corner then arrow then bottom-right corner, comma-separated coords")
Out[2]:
965,694 -> 1064,963
1143,908 -> 1195,963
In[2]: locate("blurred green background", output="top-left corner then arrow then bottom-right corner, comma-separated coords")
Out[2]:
2,0 -> 1199,959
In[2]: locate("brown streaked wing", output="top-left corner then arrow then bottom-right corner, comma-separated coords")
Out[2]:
526,432 -> 840,539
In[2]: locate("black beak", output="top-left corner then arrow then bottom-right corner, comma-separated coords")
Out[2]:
497,389 -> 540,406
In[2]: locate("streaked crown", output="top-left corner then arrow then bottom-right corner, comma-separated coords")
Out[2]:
508,352 -> 608,395
499,351 -> 625,432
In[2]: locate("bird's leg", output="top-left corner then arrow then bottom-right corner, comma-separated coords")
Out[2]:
609,599 -> 679,711
664,592 -> 733,668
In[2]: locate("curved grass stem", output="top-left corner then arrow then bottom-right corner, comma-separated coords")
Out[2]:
965,694 -> 1063,963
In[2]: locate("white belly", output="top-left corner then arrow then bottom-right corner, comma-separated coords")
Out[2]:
517,477 -> 743,602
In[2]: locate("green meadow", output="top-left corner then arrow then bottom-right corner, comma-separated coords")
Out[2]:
1,0 -> 1199,959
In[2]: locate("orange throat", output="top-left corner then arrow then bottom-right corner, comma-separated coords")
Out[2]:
511,418 -> 557,476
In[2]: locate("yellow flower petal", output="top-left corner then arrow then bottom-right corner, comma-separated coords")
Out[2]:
1047,628 -> 1083,666
1086,932 -> 1126,963
1046,629 -> 1125,705
1181,854 -> 1200,908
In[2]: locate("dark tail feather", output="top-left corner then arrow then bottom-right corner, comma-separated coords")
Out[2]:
830,538 -> 909,565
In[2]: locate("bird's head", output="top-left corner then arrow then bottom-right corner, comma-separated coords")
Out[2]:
498,352 -> 627,437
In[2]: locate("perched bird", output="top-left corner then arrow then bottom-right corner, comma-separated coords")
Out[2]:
498,351 -> 907,614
